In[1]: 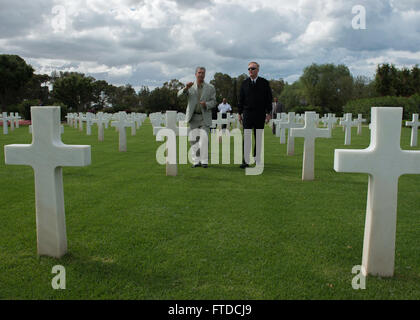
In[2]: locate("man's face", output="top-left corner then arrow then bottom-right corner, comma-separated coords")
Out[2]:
196,69 -> 206,82
223,98 -> 227,104
248,63 -> 259,79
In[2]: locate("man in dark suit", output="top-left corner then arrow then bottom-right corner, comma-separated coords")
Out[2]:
238,61 -> 273,168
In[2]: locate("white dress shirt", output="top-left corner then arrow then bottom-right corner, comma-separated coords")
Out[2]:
250,76 -> 259,84
218,102 -> 232,113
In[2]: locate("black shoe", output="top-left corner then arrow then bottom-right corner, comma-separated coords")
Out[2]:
202,164 -> 208,168
240,163 -> 249,169
192,163 -> 202,168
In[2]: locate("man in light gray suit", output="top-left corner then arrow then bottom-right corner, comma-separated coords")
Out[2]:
178,67 -> 216,168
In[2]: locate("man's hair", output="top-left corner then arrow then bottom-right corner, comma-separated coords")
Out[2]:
195,66 -> 206,73
248,61 -> 260,69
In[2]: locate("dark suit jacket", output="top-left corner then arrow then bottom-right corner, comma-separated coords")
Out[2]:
272,102 -> 285,117
238,77 -> 273,116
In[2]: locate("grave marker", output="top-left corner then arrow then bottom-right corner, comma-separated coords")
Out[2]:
406,114 -> 420,147
340,113 -> 357,145
111,112 -> 132,152
4,107 -> 91,258
290,112 -> 330,180
334,107 -> 420,277
154,111 -> 188,176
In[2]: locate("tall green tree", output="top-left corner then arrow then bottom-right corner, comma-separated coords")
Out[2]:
375,63 -> 398,96
353,75 -> 376,100
300,63 -> 354,113
0,54 -> 34,111
25,73 -> 50,103
147,87 -> 175,113
138,86 -> 151,113
232,73 -> 248,112
52,72 -> 95,111
269,78 -> 286,99
107,84 -> 140,112
412,65 -> 420,95
210,72 -> 234,106
91,80 -> 111,111
279,81 -> 306,112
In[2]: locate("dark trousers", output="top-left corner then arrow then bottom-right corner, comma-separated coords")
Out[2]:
242,110 -> 265,164
222,113 -> 227,129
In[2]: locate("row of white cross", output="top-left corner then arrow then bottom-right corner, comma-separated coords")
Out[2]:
65,112 -> 148,151
211,113 -> 240,130
3,106 -> 420,279
149,112 -> 240,132
1,112 -> 22,134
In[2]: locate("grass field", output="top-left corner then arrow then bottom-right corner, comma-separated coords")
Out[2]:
1,120 -> 420,300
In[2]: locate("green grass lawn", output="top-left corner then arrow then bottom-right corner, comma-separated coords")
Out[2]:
1,120 -> 420,300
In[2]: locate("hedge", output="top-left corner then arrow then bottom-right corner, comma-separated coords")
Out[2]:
343,94 -> 420,121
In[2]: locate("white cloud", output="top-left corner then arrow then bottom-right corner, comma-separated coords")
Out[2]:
271,32 -> 292,44
0,0 -> 419,88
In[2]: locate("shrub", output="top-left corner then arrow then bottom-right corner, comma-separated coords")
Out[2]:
343,95 -> 420,121
290,105 -> 324,115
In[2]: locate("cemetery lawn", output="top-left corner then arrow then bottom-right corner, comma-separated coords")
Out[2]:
1,122 -> 420,300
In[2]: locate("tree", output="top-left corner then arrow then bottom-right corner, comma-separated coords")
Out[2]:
353,75 -> 376,100
210,72 -> 234,106
138,86 -> 151,113
232,73 -> 248,112
412,65 -> 420,95
375,63 -> 398,96
25,73 -> 50,104
52,72 -> 95,111
300,63 -> 354,113
147,87 -> 174,113
269,79 -> 286,99
0,54 -> 34,111
107,84 -> 140,112
163,79 -> 186,112
91,80 -> 111,111
279,81 -> 306,112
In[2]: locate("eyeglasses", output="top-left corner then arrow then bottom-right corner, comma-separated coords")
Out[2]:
248,67 -> 257,71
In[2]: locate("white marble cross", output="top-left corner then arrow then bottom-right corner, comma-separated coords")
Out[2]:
154,111 -> 189,176
354,114 -> 367,136
73,114 -> 79,129
85,112 -> 94,135
92,112 -> 108,142
334,107 -> 420,277
14,112 -> 21,128
30,124 -> 64,135
65,113 -> 72,126
284,112 -> 304,156
340,113 -> 357,145
153,111 -> 188,137
228,113 -> 237,129
150,113 -> 165,128
9,112 -> 15,131
2,112 -> 9,134
4,107 -> 91,258
133,113 -> 144,129
272,113 -> 288,144
78,113 -> 85,131
322,113 -> 338,138
212,112 -> 229,131
290,112 -> 330,180
111,112 -> 132,152
406,114 -> 420,147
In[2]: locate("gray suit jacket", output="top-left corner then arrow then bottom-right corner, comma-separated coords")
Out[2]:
177,82 -> 216,127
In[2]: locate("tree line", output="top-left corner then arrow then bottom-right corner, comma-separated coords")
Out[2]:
1,54 -> 419,120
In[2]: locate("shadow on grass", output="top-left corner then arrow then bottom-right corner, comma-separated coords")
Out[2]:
44,252 -> 183,299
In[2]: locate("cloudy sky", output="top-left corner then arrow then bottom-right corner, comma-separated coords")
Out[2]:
1,0 -> 419,90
